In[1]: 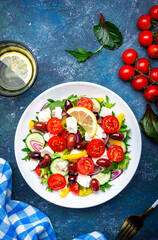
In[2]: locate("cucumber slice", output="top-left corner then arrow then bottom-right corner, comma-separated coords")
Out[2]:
121,141 -> 127,153
50,158 -> 69,176
25,133 -> 45,152
92,172 -> 111,185
91,98 -> 101,112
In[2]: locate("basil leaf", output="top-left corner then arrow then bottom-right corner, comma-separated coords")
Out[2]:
139,104 -> 158,143
100,182 -> 111,192
93,14 -> 123,50
65,47 -> 94,62
102,95 -> 116,109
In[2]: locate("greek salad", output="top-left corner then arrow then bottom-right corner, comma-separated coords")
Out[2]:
22,95 -> 131,197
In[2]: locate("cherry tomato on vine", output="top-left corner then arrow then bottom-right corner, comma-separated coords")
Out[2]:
87,139 -> 105,158
143,85 -> 158,102
76,157 -> 94,175
137,15 -> 152,30
48,136 -> 66,152
122,49 -> 138,64
149,68 -> 158,83
102,115 -> 119,133
134,58 -> 150,74
149,5 -> 158,21
47,117 -> 63,134
119,65 -> 135,81
147,44 -> 158,58
76,97 -> 93,111
138,31 -> 153,47
107,145 -> 124,162
131,75 -> 148,91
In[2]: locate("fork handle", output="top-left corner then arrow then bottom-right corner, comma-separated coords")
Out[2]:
142,199 -> 158,218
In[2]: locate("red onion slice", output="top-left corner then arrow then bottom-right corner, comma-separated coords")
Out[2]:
31,127 -> 45,135
30,140 -> 43,152
97,117 -> 103,124
88,166 -> 101,176
104,133 -> 109,145
76,130 -> 82,143
40,102 -> 49,111
111,169 -> 123,180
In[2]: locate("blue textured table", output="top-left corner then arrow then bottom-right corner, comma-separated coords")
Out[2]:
0,0 -> 158,239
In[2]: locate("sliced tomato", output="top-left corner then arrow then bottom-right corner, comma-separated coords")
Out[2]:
102,116 -> 119,133
76,157 -> 94,175
47,117 -> 63,134
35,165 -> 41,176
87,139 -> 105,158
48,174 -> 66,190
107,145 -> 124,162
61,129 -> 69,140
76,97 -> 93,111
70,183 -> 79,195
48,136 -> 66,152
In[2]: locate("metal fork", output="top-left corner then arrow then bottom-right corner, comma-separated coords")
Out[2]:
115,199 -> 158,240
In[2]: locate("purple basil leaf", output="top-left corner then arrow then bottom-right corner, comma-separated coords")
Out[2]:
93,13 -> 123,50
139,104 -> 158,143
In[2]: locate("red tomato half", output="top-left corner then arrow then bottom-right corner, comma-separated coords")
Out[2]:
102,116 -> 119,133
61,129 -> 69,140
107,145 -> 124,162
48,136 -> 66,152
47,117 -> 63,134
76,157 -> 94,175
70,183 -> 79,195
87,139 -> 105,158
48,174 -> 66,190
76,97 -> 93,110
35,165 -> 42,176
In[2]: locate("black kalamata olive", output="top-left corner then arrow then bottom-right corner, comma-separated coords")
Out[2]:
93,112 -> 99,119
96,158 -> 111,168
66,134 -> 76,151
68,175 -> 77,185
34,122 -> 47,132
109,132 -> 124,141
90,178 -> 100,191
29,152 -> 42,160
76,141 -> 87,150
64,100 -> 73,111
39,154 -> 50,168
68,162 -> 77,175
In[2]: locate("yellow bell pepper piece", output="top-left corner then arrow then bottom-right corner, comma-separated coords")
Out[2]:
61,119 -> 66,127
61,150 -> 87,162
117,113 -> 125,130
109,138 -> 122,146
59,186 -> 70,197
96,97 -> 104,102
79,186 -> 93,196
29,120 -> 34,132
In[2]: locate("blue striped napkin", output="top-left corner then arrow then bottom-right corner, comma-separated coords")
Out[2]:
0,158 -> 107,240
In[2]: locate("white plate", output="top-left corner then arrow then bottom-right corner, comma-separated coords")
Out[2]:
14,82 -> 142,208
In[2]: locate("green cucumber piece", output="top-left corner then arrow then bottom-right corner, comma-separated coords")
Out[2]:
50,158 -> 69,176
92,172 -> 111,185
121,141 -> 127,153
91,98 -> 101,112
25,133 -> 45,152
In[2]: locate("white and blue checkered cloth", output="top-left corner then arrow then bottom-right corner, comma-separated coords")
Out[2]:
0,158 -> 107,240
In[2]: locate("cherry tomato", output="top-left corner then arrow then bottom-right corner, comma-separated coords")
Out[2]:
149,5 -> 158,21
35,165 -> 42,176
48,136 -> 66,152
138,31 -> 153,47
70,183 -> 79,195
76,97 -> 93,111
137,15 -> 152,30
47,118 -> 63,134
147,44 -> 158,58
102,116 -> 119,133
143,85 -> 158,102
134,58 -> 150,74
149,68 -> 158,83
122,49 -> 138,64
76,157 -> 94,175
131,75 -> 148,91
87,139 -> 105,158
107,145 -> 124,162
48,174 -> 66,190
119,65 -> 135,81
61,129 -> 69,140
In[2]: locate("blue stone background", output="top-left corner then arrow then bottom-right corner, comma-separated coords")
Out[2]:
0,0 -> 158,239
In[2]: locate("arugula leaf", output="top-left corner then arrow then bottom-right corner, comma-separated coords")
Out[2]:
116,154 -> 131,170
139,104 -> 158,143
119,119 -> 131,147
101,162 -> 118,174
67,94 -> 85,106
93,14 -> 123,50
102,95 -> 116,109
22,147 -> 31,154
65,47 -> 94,62
47,99 -> 54,103
100,182 -> 111,192
22,155 -> 30,161
112,111 -> 115,116
22,147 -> 31,161
78,125 -> 86,138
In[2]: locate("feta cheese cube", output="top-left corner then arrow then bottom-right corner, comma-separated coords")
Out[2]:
66,116 -> 78,134
37,108 -> 51,122
44,132 -> 54,142
95,124 -> 106,139
77,174 -> 91,188
28,159 -> 39,171
70,149 -> 82,155
57,161 -> 68,171
52,107 -> 62,119
100,107 -> 112,117
40,146 -> 54,157
85,132 -> 92,141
